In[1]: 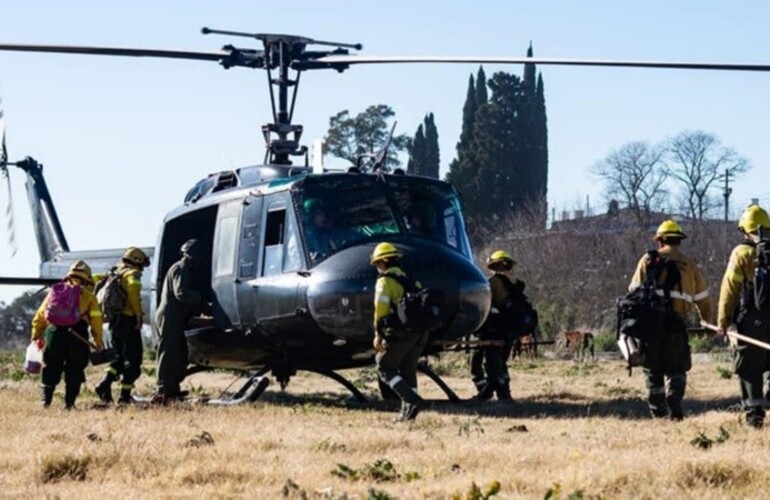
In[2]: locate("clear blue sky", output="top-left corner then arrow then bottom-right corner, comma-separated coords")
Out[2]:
0,0 -> 768,303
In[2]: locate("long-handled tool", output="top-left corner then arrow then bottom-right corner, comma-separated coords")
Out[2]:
68,328 -> 116,365
700,321 -> 770,352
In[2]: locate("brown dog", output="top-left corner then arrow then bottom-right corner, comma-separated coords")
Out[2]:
563,330 -> 595,362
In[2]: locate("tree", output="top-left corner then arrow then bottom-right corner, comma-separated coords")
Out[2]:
592,141 -> 669,230
324,104 -> 410,168
446,74 -> 477,186
424,113 -> 440,179
407,124 -> 425,175
408,114 -> 440,178
664,130 -> 750,220
0,291 -> 43,348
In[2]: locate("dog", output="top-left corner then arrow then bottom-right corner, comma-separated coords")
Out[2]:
511,333 -> 538,360
563,330 -> 595,362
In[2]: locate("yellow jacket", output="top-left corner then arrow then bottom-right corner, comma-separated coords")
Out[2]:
373,266 -> 407,333
31,282 -> 104,346
117,264 -> 144,318
628,245 -> 712,322
718,242 -> 755,329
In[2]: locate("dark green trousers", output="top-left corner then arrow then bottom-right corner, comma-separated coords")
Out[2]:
376,330 -> 429,404
469,333 -> 510,394
106,314 -> 143,388
41,322 -> 90,394
642,314 -> 690,415
734,310 -> 770,424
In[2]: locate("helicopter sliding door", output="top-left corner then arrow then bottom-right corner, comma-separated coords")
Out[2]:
234,194 -> 263,326
246,192 -> 305,337
211,199 -> 242,328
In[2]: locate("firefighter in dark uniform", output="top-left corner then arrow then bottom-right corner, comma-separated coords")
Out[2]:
152,239 -> 204,403
716,205 -> 770,428
470,250 -> 528,401
372,242 -> 428,422
629,220 -> 712,420
95,246 -> 150,404
31,260 -> 104,409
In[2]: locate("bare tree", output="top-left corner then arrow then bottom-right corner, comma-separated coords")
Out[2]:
592,141 -> 669,230
664,130 -> 749,220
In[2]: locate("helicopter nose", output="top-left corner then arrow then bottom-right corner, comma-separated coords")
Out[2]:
305,241 -> 490,342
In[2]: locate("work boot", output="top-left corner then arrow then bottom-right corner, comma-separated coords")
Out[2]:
648,393 -> 667,418
95,380 -> 113,404
666,395 -> 684,421
496,382 -> 512,402
117,389 -> 134,405
393,402 -> 407,423
95,372 -> 116,404
475,382 -> 496,402
746,408 -> 765,429
64,383 -> 81,410
399,401 -> 423,422
40,385 -> 54,408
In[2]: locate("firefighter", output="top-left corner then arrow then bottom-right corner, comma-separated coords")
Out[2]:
151,239 -> 204,404
31,260 -> 103,409
371,242 -> 427,422
716,205 -> 770,428
94,246 -> 150,404
470,250 -> 532,401
629,220 -> 712,420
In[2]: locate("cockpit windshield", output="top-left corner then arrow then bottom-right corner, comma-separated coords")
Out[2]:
387,176 -> 472,258
296,174 -> 472,265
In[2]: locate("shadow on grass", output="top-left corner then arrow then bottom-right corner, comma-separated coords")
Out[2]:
252,388 -> 741,421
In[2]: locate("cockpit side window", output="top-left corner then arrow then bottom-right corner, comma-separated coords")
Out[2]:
262,208 -> 285,277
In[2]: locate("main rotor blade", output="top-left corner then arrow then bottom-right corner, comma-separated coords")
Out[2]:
309,55 -> 770,72
0,43 -> 227,61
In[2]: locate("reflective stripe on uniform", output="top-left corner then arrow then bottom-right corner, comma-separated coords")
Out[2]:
89,310 -> 102,317
692,290 -> 710,301
107,367 -> 118,376
120,383 -> 134,390
744,398 -> 765,408
648,386 -> 666,395
490,307 -> 500,314
377,295 -> 391,304
128,278 -> 142,286
387,375 -> 404,389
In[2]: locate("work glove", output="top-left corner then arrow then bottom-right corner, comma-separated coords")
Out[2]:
373,335 -> 385,353
726,328 -> 739,349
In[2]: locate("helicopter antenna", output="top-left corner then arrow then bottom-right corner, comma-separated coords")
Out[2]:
356,121 -> 398,174
202,28 -> 362,165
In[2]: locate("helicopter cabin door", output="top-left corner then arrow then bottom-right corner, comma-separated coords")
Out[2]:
211,199 -> 242,328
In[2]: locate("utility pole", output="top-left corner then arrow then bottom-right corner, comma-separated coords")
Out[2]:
723,167 -> 733,222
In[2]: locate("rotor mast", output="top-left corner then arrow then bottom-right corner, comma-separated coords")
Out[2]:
202,28 -> 361,165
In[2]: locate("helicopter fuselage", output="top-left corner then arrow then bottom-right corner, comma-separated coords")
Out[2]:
150,165 -> 490,374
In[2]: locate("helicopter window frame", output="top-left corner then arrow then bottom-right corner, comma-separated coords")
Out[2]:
214,214 -> 240,278
238,196 -> 263,280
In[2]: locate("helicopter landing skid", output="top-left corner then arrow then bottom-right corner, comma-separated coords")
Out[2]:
417,361 -> 461,402
203,367 -> 271,406
306,369 -> 368,403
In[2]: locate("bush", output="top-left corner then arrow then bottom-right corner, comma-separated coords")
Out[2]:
593,331 -> 618,352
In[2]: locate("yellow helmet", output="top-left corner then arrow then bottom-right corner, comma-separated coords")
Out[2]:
738,205 -> 770,234
122,246 -> 150,267
66,260 -> 93,285
486,250 -> 516,269
654,220 -> 687,241
370,242 -> 403,265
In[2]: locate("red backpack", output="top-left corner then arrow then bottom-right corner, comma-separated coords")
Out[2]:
44,282 -> 82,327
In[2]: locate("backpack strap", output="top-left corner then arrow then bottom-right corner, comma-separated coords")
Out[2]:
384,272 -> 420,293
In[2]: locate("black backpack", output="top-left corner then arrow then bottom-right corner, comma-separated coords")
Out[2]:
739,239 -> 770,320
616,250 -> 681,344
499,277 -> 539,338
386,274 -> 445,333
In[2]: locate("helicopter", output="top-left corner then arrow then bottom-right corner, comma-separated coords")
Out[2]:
1,28 -> 769,404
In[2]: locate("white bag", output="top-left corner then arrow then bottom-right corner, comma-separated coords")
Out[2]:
617,334 -> 645,367
24,341 -> 43,375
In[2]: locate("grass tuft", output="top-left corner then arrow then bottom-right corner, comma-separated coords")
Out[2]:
39,453 -> 91,483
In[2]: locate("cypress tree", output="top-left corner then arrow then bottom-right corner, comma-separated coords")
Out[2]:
424,113 -> 440,178
447,74 -> 477,186
408,124 -> 426,175
534,73 -> 549,209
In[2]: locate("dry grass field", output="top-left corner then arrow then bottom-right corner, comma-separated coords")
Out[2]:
0,349 -> 768,499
